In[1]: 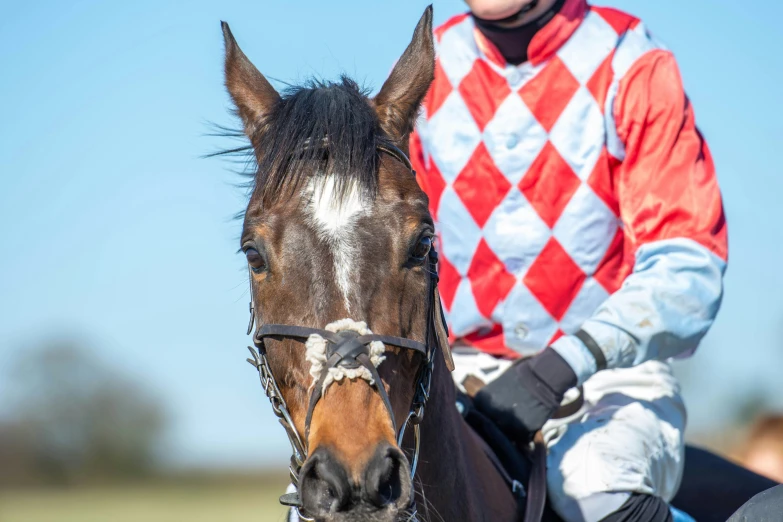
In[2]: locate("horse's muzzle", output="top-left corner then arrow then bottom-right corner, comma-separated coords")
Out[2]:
299,443 -> 412,520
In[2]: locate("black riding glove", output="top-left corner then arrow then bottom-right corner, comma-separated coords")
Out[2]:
473,347 -> 578,441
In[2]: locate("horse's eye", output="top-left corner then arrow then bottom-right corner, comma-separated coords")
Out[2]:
410,236 -> 432,264
245,248 -> 266,273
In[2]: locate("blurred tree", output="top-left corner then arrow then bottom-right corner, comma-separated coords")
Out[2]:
729,388 -> 775,428
0,342 -> 166,486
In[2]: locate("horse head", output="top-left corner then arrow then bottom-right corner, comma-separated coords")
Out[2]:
222,8 -> 443,521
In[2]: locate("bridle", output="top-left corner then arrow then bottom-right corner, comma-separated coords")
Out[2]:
244,142 -> 454,521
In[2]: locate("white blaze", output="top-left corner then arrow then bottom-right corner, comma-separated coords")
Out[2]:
305,176 -> 367,313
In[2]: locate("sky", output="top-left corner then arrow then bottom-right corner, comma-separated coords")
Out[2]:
1,0 -> 782,469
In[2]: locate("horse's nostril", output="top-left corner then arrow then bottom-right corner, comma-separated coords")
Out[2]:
365,445 -> 410,508
299,448 -> 351,516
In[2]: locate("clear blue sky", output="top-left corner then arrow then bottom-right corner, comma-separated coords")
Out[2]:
1,0 -> 782,469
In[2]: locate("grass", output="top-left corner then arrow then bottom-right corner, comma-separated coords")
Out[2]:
0,476 -> 292,522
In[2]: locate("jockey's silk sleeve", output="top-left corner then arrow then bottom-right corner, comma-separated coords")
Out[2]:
551,50 -> 728,383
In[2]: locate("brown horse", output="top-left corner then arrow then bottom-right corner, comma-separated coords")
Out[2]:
222,7 -> 519,522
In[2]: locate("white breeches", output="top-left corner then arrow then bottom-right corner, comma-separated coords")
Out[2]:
451,350 -> 687,522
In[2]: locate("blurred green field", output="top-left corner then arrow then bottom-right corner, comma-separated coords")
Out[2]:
0,478 -> 291,522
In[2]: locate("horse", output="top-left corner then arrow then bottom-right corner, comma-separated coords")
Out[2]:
219,7 -> 778,522
221,7 -> 522,521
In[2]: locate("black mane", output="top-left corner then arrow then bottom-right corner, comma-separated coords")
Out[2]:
240,76 -> 387,207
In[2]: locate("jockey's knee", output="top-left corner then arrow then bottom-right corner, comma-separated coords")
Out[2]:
544,395 -> 685,521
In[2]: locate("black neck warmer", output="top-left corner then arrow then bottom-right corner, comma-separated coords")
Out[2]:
472,0 -> 566,65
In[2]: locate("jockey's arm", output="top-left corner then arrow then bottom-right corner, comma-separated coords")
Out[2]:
550,49 -> 728,385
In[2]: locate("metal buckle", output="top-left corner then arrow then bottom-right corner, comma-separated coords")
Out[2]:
294,507 -> 315,522
246,345 -> 306,466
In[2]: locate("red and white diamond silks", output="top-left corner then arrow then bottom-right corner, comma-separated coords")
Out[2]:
411,0 -> 727,375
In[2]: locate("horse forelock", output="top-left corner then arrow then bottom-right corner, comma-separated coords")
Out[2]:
249,76 -> 388,210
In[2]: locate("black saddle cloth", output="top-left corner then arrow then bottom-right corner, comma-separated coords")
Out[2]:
457,391 -> 779,521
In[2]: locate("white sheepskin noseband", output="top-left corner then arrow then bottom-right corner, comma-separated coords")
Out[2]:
304,318 -> 386,394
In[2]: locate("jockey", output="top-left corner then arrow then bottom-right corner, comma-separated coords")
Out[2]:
410,0 -> 727,521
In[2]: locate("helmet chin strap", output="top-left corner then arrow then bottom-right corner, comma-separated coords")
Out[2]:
473,0 -> 540,27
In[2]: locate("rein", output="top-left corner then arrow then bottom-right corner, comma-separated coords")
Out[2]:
244,143 -> 454,521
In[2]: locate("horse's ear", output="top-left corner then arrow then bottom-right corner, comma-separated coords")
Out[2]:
221,21 -> 281,137
373,6 -> 435,143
